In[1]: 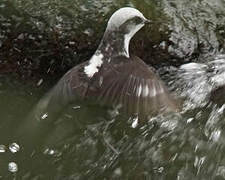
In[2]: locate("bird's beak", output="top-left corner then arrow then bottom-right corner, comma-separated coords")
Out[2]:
144,18 -> 152,24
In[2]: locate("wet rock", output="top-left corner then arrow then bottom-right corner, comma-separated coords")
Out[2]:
0,0 -> 224,85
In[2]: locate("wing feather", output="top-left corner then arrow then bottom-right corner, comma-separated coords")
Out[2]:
87,55 -> 178,120
95,75 -> 177,119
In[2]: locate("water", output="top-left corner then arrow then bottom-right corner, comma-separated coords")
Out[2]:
0,0 -> 225,179
1,55 -> 225,179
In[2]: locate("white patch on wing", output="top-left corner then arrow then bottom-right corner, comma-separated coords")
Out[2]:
84,53 -> 103,78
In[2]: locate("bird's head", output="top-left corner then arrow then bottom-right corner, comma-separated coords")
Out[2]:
101,7 -> 150,57
107,7 -> 149,35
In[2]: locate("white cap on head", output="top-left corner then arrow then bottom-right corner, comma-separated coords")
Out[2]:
106,7 -> 147,31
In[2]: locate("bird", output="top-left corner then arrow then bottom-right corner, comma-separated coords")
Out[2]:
30,7 -> 178,125
14,8 -> 178,146
12,7 -> 180,150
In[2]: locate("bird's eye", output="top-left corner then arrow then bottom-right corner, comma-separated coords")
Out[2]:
132,16 -> 143,24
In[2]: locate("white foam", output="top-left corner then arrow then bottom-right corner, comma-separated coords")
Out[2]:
180,63 -> 207,70
211,72 -> 225,86
84,53 -> 103,78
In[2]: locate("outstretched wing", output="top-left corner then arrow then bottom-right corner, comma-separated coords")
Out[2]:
88,55 -> 178,119
14,61 -> 89,147
32,61 -> 90,122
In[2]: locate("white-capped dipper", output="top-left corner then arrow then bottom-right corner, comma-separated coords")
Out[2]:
33,7 -> 177,124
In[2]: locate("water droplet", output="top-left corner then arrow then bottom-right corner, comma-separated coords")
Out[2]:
28,34 -> 35,40
44,148 -> 55,155
84,28 -> 94,36
9,143 -> 20,153
194,156 -> 206,174
131,117 -> 139,128
41,113 -> 48,120
187,117 -> 194,123
114,167 -> 122,176
17,33 -> 24,40
210,129 -> 221,142
0,4 -> 6,8
69,41 -> 75,45
8,162 -> 18,173
0,145 -> 6,153
159,41 -> 166,49
158,167 -> 164,173
43,148 -> 62,157
37,79 -> 43,86
72,105 -> 81,110
154,166 -> 164,173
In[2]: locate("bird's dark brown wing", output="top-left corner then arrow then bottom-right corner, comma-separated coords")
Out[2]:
25,55 -> 177,123
26,61 -> 90,123
14,61 -> 90,146
15,55 -> 177,147
87,55 -> 178,120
